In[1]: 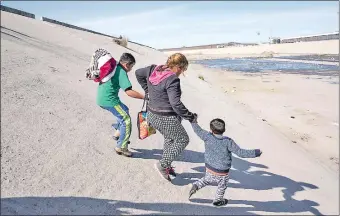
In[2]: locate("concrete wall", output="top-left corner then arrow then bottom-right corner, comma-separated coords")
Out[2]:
41,17 -> 156,50
281,33 -> 339,44
0,5 -> 155,50
0,5 -> 35,19
41,17 -> 117,39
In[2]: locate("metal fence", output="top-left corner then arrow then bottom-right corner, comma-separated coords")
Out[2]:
1,5 -> 156,50
281,32 -> 339,43
41,17 -> 116,38
0,5 -> 35,19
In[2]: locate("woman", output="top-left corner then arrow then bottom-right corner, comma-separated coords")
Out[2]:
135,53 -> 197,182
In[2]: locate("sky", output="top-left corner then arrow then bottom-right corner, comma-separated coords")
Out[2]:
2,1 -> 339,49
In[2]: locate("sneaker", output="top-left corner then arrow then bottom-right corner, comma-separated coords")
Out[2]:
213,199 -> 228,207
168,166 -> 176,177
115,147 -> 133,157
154,161 -> 171,182
189,184 -> 198,199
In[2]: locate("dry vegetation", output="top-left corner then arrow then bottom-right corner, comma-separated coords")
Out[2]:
113,35 -> 129,48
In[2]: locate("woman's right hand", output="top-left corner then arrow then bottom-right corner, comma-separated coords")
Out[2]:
189,113 -> 198,123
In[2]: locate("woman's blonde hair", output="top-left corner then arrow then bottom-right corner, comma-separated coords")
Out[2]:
158,53 -> 188,72
166,53 -> 188,70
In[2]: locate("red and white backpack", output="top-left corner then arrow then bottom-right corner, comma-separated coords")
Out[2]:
85,48 -> 118,83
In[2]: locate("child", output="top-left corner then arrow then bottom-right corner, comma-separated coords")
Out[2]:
189,117 -> 262,207
96,53 -> 145,157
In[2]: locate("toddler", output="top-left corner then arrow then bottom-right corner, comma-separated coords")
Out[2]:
189,117 -> 262,206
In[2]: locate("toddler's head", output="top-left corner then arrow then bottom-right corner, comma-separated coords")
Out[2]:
210,118 -> 225,135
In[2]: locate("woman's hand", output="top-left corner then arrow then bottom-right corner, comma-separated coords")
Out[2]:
189,113 -> 198,123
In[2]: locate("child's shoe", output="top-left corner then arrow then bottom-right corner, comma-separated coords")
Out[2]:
189,183 -> 198,199
115,147 -> 133,157
212,199 -> 228,207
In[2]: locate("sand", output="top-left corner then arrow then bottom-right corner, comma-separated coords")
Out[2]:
1,11 -> 339,215
188,64 -> 339,172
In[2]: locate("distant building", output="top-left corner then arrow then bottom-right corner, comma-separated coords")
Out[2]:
281,32 -> 339,43
269,37 -> 281,44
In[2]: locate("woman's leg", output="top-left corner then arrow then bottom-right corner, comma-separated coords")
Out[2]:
162,137 -> 173,165
148,112 -> 189,168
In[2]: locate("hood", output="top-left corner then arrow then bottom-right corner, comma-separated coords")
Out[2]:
149,65 -> 175,85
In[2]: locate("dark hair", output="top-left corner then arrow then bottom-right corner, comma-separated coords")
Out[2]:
119,53 -> 135,65
210,118 -> 225,135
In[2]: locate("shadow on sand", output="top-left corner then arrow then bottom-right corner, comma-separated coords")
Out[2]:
0,194 -> 321,215
1,196 -> 257,215
174,156 -> 322,215
131,148 -> 205,164
1,150 -> 323,215
114,148 -> 321,215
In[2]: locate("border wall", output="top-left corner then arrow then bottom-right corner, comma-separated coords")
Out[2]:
0,5 -> 35,19
1,5 -> 156,50
41,17 -> 117,39
281,32 -> 339,44
41,17 -> 156,50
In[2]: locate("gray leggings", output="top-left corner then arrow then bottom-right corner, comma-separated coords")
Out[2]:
147,112 -> 189,168
193,172 -> 230,202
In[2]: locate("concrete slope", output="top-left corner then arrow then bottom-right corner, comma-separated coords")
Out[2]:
1,11 -> 338,215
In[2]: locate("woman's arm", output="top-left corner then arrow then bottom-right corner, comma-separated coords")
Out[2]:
166,77 -> 196,122
135,65 -> 155,94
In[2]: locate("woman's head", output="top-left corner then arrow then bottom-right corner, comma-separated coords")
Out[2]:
166,53 -> 188,76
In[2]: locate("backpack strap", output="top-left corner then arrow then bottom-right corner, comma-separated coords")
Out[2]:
141,96 -> 147,111
140,64 -> 157,111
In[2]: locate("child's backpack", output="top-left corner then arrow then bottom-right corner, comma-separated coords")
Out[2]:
85,48 -> 117,83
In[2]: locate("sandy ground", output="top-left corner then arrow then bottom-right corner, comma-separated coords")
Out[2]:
188,64 -> 339,173
1,11 -> 339,215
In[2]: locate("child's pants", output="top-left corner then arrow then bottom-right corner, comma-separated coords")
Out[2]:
147,112 -> 189,168
101,102 -> 131,149
193,172 -> 230,202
